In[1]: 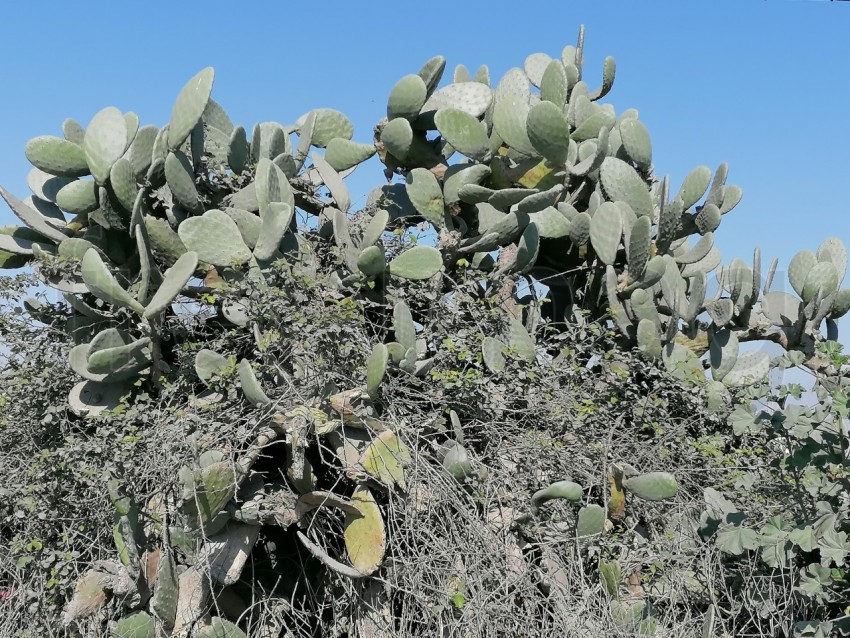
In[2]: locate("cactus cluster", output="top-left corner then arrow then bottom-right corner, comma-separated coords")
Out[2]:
2,24 -> 846,636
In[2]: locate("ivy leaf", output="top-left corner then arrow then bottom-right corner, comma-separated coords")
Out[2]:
789,525 -> 819,553
759,516 -> 793,569
817,527 -> 848,567
728,403 -> 766,436
796,564 -> 833,601
715,523 -> 759,556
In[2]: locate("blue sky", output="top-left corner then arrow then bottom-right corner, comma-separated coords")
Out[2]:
0,0 -> 848,336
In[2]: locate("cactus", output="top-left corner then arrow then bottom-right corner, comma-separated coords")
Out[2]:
360,430 -> 412,490
434,108 -> 489,161
195,349 -> 230,382
178,209 -> 252,267
388,245 -> 443,280
709,329 -> 739,382
531,480 -> 584,514
366,343 -> 388,399
81,249 -> 145,314
344,487 -> 386,576
112,611 -> 155,638
618,117 -> 651,170
576,504 -> 606,538
168,67 -> 214,149
622,472 -> 678,501
195,618 -> 249,638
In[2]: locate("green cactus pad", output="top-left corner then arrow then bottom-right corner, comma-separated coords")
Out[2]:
393,301 -> 416,352
109,158 -> 137,212
366,343 -> 388,399
830,289 -> 850,319
388,245 -> 442,280
150,549 -> 180,624
0,187 -> 68,243
694,203 -> 721,234
420,82 -> 493,121
509,318 -> 535,361
113,611 -> 156,638
440,165 -> 489,206
313,153 -> 350,214
502,222 -> 539,274
144,216 -> 187,262
359,210 -> 389,251
703,298 -> 734,327
405,168 -> 445,228
709,329 -> 739,382
453,64 -> 471,83
474,64 -> 490,85
622,471 -> 678,501
195,618 -> 248,638
493,95 -> 535,157
434,108 -> 489,160
529,207 -> 570,239
255,157 -> 295,220
325,138 -> 376,172
26,168 -> 72,203
0,226 -> 54,255
599,158 -> 653,219
388,74 -> 428,121
788,250 -> 817,298
589,202 -> 623,265
344,487 -> 386,576
87,336 -> 151,375
381,117 -> 414,160
67,380 -> 129,417
417,55 -> 446,95
495,67 -> 531,102
719,184 -> 743,214
674,233 -> 714,265
182,461 -> 236,534
569,211 -> 591,246
636,319 -> 662,358
681,246 -> 722,278
531,480 -> 583,514
627,215 -> 651,282
178,209 -> 252,267
705,162 -> 729,208
168,67 -> 214,150
802,261 -> 839,303
576,504 -> 606,538
81,249 -> 144,314
526,100 -> 570,165
540,60 -> 569,106
723,351 -> 770,387
618,118 -> 651,170
357,245 -> 386,277
24,136 -> 90,178
237,358 -> 271,407
524,53 -> 552,88
251,122 -> 290,163
143,251 -> 198,319
226,125 -> 249,174
309,108 -> 353,148
253,202 -> 293,262
62,118 -> 86,144
83,107 -> 127,184
360,430 -> 411,490
572,110 -> 615,143
817,237 -> 848,283
760,291 -> 802,326
482,336 -> 506,372
164,151 -> 200,212
677,166 -> 711,209
589,56 -> 616,101
195,348 -> 229,381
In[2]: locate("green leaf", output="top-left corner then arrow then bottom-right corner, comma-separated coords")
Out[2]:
715,523 -> 759,555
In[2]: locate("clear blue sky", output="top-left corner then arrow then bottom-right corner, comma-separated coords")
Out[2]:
1,1 -> 848,333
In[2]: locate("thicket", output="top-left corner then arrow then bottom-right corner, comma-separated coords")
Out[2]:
1,25 -> 849,638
